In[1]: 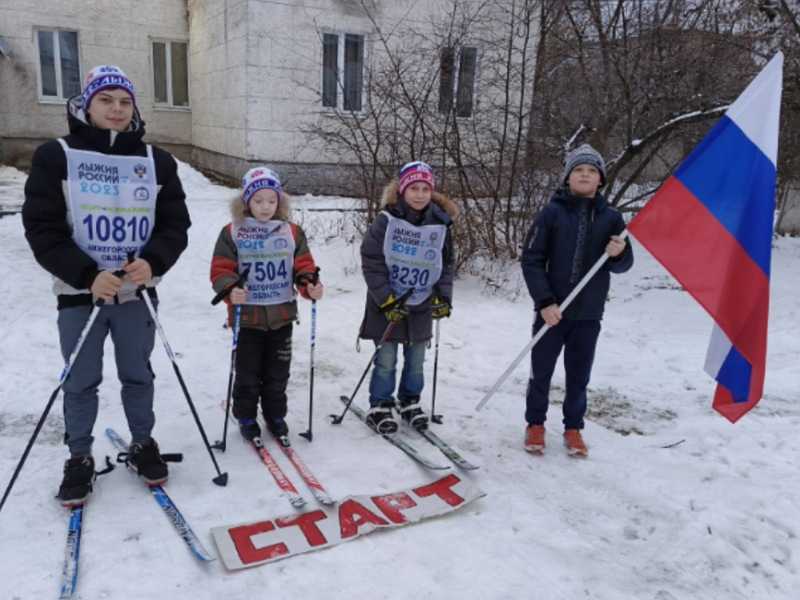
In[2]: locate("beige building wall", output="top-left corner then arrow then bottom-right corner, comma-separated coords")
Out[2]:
0,0 -> 191,165
187,0 -> 439,192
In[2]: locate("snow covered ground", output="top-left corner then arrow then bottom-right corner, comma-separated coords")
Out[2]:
0,162 -> 797,600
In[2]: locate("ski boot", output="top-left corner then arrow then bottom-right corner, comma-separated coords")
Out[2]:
365,402 -> 399,434
238,417 -> 262,441
265,416 -> 289,445
127,438 -> 169,485
398,397 -> 429,431
56,456 -> 96,507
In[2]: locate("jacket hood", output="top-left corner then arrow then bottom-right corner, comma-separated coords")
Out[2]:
66,94 -> 146,154
380,179 -> 459,220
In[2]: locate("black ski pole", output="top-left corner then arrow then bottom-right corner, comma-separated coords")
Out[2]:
430,318 -> 444,424
211,305 -> 241,453
330,287 -> 414,425
0,265 -> 128,513
210,267 -> 250,453
299,268 -> 321,442
210,266 -> 250,307
138,290 -> 229,486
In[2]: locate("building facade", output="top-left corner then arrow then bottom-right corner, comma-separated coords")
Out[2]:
0,0 -> 474,195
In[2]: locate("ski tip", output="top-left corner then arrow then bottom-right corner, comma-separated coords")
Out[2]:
212,472 -> 229,487
458,463 -> 481,471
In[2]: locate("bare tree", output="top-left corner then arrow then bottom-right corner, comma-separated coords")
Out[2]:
302,0 -> 799,274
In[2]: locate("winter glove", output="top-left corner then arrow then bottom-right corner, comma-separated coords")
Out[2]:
379,294 -> 410,322
431,296 -> 451,319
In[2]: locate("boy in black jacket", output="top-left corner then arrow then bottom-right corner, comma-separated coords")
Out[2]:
22,65 -> 191,504
520,144 -> 633,457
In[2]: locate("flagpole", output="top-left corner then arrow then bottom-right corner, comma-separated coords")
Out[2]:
474,229 -> 630,412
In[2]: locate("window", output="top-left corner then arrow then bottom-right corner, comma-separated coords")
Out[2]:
321,32 -> 364,111
152,40 -> 189,107
439,46 -> 478,117
37,29 -> 80,100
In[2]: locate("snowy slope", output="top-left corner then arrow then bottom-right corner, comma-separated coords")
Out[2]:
0,162 -> 797,600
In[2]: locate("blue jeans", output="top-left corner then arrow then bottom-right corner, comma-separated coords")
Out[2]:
368,341 -> 426,407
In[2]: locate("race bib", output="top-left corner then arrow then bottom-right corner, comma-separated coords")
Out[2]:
382,212 -> 446,306
233,218 -> 295,305
60,138 -> 156,272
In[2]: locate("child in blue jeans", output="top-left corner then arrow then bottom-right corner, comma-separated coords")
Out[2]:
358,161 -> 458,433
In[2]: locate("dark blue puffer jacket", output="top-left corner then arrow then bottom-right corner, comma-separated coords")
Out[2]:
521,189 -> 633,320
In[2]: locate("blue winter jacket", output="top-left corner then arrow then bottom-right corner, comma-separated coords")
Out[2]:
521,189 -> 633,320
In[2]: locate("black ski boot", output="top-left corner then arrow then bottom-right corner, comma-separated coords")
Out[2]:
365,402 -> 399,434
265,416 -> 289,438
398,397 -> 429,430
127,438 -> 168,485
56,456 -> 96,507
238,418 -> 262,441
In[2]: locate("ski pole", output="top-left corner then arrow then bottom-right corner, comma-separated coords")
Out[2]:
138,290 -> 229,486
212,305 -> 241,453
0,264 -> 128,514
430,318 -> 444,424
474,230 -> 629,411
299,267 -> 321,442
330,287 -> 414,425
210,266 -> 250,307
210,267 -> 250,453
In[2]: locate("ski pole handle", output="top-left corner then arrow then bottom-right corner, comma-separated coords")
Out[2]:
211,266 -> 251,306
382,286 -> 414,312
295,266 -> 321,287
94,252 -> 133,305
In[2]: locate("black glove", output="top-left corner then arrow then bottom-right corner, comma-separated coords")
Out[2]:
431,296 -> 452,319
294,267 -> 320,287
379,294 -> 410,322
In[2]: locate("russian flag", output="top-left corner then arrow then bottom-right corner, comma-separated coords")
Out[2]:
628,53 -> 783,423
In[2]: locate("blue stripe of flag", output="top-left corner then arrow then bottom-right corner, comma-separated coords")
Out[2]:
674,115 -> 776,276
716,345 -> 752,403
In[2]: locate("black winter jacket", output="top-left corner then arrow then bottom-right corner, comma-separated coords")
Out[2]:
359,191 -> 457,343
521,189 -> 633,320
23,98 -> 190,308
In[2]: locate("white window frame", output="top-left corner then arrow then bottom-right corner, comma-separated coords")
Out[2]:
439,45 -> 480,119
151,38 -> 191,110
34,28 -> 81,104
320,30 -> 367,114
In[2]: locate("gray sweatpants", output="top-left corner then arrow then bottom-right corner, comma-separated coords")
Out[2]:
57,299 -> 157,456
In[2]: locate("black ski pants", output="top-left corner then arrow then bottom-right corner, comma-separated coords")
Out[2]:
233,324 -> 293,422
